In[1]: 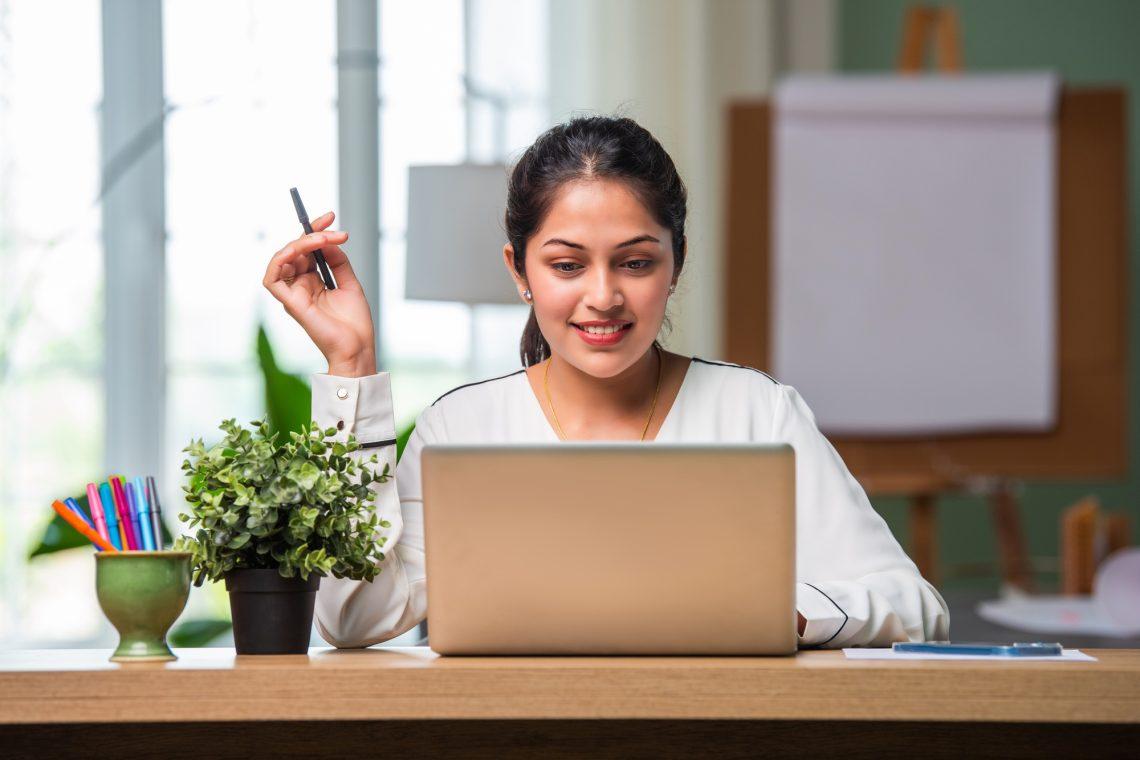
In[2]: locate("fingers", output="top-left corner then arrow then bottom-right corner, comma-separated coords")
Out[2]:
310,211 -> 335,232
264,232 -> 335,294
273,230 -> 348,272
318,242 -> 362,290
264,229 -> 352,311
290,222 -> 361,291
263,272 -> 306,317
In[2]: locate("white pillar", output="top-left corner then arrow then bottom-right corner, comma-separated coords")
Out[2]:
101,0 -> 165,477
337,0 -> 382,362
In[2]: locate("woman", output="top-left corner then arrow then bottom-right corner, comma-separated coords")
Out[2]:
263,116 -> 949,649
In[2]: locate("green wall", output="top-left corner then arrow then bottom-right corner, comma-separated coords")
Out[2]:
839,0 -> 1139,591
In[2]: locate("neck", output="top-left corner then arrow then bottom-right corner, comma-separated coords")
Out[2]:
547,345 -> 660,422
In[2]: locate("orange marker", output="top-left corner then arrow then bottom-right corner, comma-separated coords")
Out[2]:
52,500 -> 118,552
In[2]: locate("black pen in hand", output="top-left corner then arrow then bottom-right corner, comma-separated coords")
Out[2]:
289,187 -> 338,290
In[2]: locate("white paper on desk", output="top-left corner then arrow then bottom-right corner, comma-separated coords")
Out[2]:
976,549 -> 1140,637
772,72 -> 1059,435
843,648 -> 1096,662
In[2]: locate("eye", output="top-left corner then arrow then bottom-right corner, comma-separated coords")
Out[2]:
552,262 -> 582,273
624,259 -> 653,271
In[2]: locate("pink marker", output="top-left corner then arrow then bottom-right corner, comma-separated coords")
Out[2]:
86,483 -> 111,545
111,476 -> 139,550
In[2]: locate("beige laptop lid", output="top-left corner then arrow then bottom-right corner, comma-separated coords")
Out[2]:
422,443 -> 797,656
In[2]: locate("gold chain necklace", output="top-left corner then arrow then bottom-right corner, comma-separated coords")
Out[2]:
543,344 -> 662,441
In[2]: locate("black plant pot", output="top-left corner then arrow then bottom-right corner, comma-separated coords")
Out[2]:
224,569 -> 321,655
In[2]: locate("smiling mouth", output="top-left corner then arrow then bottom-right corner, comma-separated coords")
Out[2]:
571,323 -> 634,336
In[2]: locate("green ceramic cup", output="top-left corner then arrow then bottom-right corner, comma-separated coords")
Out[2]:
95,551 -> 191,663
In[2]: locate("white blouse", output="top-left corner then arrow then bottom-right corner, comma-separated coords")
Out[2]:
310,357 -> 950,649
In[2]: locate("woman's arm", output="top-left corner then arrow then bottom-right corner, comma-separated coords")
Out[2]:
774,384 -> 950,648
262,211 -> 429,647
309,374 -> 431,648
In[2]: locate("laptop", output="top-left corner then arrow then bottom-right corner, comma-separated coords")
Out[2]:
421,443 -> 797,656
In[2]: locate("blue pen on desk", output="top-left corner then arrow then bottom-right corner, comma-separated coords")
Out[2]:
99,482 -> 121,551
893,642 -> 1064,657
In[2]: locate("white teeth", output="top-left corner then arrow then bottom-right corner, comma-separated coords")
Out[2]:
582,324 -> 625,335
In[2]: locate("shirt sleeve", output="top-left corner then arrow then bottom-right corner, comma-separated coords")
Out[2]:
773,383 -> 950,648
309,372 -> 432,648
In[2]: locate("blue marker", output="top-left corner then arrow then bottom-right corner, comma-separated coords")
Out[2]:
127,480 -> 151,551
99,482 -> 121,551
64,497 -> 94,529
132,477 -> 155,551
63,497 -> 101,552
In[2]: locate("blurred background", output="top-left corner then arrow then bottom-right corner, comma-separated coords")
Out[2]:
1,0 -> 1136,649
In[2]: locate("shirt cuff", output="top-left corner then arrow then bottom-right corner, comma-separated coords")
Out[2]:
310,372 -> 397,445
796,582 -> 849,648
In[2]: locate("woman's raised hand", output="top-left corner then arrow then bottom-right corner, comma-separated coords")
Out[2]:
262,211 -> 377,377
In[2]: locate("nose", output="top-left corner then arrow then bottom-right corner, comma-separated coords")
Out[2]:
581,267 -> 624,312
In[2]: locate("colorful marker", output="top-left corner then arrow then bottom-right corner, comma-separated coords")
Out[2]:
110,477 -> 138,550
146,476 -> 164,550
124,481 -> 143,551
118,475 -> 143,551
63,497 -> 95,530
63,497 -> 101,552
86,483 -> 111,545
51,500 -> 117,552
99,482 -> 122,551
132,477 -> 155,551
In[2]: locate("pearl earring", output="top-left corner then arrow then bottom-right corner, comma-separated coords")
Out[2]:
668,284 -> 676,294
523,289 -> 532,302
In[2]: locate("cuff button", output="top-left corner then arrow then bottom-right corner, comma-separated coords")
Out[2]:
336,387 -> 349,400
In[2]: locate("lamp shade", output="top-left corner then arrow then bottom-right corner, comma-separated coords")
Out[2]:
404,163 -> 517,304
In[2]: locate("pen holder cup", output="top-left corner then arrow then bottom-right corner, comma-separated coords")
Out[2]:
95,551 -> 191,663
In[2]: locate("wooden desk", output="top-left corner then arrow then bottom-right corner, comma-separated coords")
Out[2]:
2,647 -> 1137,758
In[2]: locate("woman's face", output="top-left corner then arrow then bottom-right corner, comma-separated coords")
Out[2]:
503,178 -> 676,378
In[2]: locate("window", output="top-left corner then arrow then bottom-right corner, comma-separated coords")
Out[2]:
163,0 -> 339,544
0,0 -> 104,647
379,0 -> 547,414
1,0 -> 548,648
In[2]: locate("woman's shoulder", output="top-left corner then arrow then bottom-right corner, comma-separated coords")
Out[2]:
669,356 -> 787,439
687,356 -> 783,397
686,358 -> 827,434
416,368 -> 530,439
430,368 -> 528,408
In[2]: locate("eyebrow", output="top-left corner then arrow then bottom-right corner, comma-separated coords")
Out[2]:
541,234 -> 661,250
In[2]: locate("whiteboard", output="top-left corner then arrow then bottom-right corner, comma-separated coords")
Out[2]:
772,73 -> 1059,435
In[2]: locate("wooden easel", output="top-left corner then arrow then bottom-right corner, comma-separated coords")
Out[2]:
725,6 -> 1128,595
889,5 -> 1035,590
898,5 -> 962,73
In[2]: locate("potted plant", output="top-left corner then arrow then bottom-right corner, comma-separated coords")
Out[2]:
174,418 -> 391,654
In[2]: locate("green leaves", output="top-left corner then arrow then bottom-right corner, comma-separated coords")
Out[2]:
168,618 -> 233,648
257,325 -> 312,436
175,417 -> 393,586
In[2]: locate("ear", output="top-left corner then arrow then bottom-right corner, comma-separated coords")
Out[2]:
673,237 -> 686,285
503,244 -> 528,298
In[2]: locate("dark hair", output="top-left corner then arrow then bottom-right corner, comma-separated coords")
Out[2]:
505,116 -> 688,367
